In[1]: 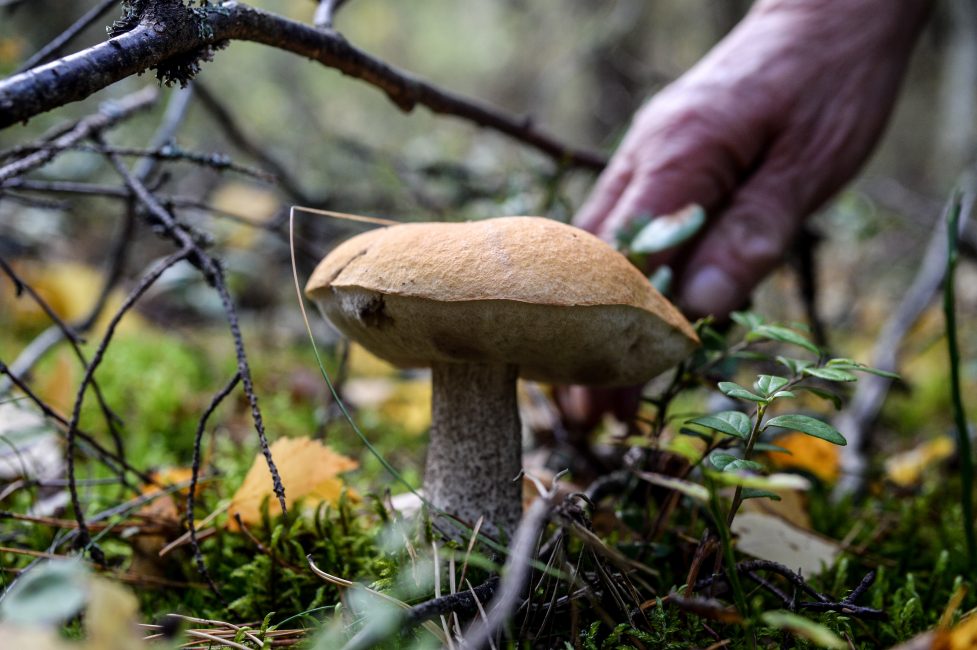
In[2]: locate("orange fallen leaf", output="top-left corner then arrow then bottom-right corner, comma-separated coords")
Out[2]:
228,436 -> 358,530
766,431 -> 840,484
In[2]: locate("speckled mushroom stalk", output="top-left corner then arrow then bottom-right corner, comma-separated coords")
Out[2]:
426,362 -> 522,537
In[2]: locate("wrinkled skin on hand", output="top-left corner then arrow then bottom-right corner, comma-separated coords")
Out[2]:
563,0 -> 931,434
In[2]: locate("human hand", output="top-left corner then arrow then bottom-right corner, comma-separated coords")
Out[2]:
562,0 -> 930,435
576,0 -> 930,319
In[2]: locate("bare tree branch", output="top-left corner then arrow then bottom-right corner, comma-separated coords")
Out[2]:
0,86 -> 158,183
0,1 -> 605,170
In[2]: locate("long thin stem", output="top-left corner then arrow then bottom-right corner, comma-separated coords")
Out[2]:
706,476 -> 753,647
944,193 -> 977,573
726,402 -> 767,526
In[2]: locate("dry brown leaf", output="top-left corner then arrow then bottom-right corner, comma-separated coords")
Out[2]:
228,436 -> 358,530
766,431 -> 840,483
132,468 -> 191,577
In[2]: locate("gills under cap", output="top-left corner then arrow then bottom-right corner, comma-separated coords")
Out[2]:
305,216 -> 699,386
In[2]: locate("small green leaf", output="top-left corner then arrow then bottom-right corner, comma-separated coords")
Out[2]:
731,311 -> 764,330
855,366 -> 900,379
723,458 -> 765,473
753,442 -> 791,454
698,325 -> 726,351
629,205 -> 706,254
755,374 -> 790,396
748,325 -> 820,354
710,452 -> 739,470
795,385 -> 843,410
708,471 -> 811,491
624,436 -> 655,449
826,358 -> 900,379
678,427 -> 715,442
771,390 -> 796,399
687,411 -> 752,440
0,559 -> 89,625
636,471 -> 709,502
718,381 -> 766,403
731,350 -> 770,362
764,414 -> 847,445
614,214 -> 651,249
647,266 -> 673,294
803,367 -> 858,382
761,610 -> 847,649
777,356 -> 815,375
742,488 -> 781,501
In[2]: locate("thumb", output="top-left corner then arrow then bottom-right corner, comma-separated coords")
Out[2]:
676,165 -> 801,319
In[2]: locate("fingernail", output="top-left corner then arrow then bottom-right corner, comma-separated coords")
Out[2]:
679,266 -> 741,319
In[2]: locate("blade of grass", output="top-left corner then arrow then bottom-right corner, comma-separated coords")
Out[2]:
943,192 -> 976,574
289,207 -> 420,498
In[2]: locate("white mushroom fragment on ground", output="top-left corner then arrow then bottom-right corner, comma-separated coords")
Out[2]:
305,216 -> 698,538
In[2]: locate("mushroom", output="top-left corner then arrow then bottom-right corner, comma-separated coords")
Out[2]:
305,216 -> 698,537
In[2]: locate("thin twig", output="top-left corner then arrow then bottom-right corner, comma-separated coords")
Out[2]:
187,373 -> 240,603
0,358 -> 152,486
64,248 -> 192,557
0,257 -> 127,461
693,560 -> 885,621
101,135 -> 288,523
0,86 -> 158,182
8,141 -> 275,182
461,484 -> 558,648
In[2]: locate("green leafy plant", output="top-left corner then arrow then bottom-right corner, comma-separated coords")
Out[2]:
675,313 -> 898,637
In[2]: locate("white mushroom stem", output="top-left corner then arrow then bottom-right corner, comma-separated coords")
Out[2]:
425,361 -> 522,538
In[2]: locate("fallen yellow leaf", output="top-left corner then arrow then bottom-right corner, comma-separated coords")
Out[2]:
885,436 -> 955,488
1,261 -> 146,337
0,37 -> 25,66
34,349 -> 76,414
228,436 -> 358,530
766,432 -> 840,484
932,613 -> 977,650
380,379 -> 431,435
84,577 -> 142,650
210,182 -> 280,249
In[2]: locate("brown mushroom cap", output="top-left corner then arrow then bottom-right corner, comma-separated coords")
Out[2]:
305,216 -> 699,386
